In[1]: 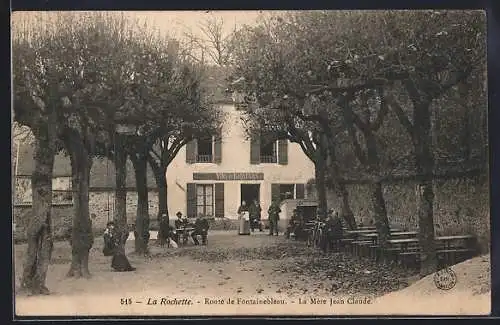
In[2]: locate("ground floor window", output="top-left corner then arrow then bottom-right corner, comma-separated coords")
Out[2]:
196,184 -> 214,217
279,184 -> 295,201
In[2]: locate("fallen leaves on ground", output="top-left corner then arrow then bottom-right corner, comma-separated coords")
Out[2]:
149,239 -> 418,298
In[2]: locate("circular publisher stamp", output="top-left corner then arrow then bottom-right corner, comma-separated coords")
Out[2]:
433,267 -> 457,290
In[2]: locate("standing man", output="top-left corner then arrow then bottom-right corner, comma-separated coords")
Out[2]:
268,199 -> 281,236
285,209 -> 299,239
248,199 -> 262,232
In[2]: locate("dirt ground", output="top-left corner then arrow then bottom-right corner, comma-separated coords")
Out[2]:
14,230 -> 491,316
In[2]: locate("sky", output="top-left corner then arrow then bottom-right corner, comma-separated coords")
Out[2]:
12,10 -> 270,64
124,11 -> 264,38
12,10 -> 266,40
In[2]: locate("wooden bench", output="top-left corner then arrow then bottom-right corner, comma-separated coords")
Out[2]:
351,240 -> 373,257
436,248 -> 476,266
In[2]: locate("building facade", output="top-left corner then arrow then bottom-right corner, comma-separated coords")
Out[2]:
166,102 -> 316,220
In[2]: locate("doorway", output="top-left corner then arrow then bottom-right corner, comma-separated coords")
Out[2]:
240,184 -> 260,206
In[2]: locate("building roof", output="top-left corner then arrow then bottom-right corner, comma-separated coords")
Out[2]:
16,143 -> 71,177
16,143 -> 158,189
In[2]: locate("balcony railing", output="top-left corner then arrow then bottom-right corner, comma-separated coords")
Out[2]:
196,154 -> 213,163
260,155 -> 277,163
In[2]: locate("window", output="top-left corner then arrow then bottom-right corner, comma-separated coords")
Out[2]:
260,139 -> 277,163
279,184 -> 295,201
196,184 -> 214,217
53,177 -> 72,203
14,177 -> 32,203
196,136 -> 213,163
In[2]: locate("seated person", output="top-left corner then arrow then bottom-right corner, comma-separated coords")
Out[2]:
112,251 -> 136,272
174,211 -> 189,229
103,221 -> 117,256
103,221 -> 136,271
323,210 -> 344,252
159,214 -> 177,247
191,215 -> 210,245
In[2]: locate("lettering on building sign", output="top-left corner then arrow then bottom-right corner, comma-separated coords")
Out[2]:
193,172 -> 264,181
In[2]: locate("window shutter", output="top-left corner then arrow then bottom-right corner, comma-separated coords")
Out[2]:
185,140 -> 197,164
271,183 -> 280,201
250,135 -> 261,164
186,183 -> 197,218
295,183 -> 305,199
214,183 -> 224,217
214,129 -> 222,164
278,139 -> 288,165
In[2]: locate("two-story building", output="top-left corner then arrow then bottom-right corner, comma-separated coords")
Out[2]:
166,89 -> 316,220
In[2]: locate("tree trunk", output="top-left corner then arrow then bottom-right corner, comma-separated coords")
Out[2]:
148,155 -> 169,228
413,100 -> 437,277
365,130 -> 390,248
131,153 -> 150,255
314,157 -> 328,219
67,142 -> 93,278
20,126 -> 56,295
325,136 -> 357,230
113,144 -> 128,254
335,182 -> 356,230
457,81 -> 472,160
157,174 -> 168,224
369,182 -> 390,248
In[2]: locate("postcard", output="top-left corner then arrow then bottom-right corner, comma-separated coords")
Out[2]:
12,10 -> 490,317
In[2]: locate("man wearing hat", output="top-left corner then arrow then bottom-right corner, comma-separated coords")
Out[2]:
174,211 -> 190,244
174,211 -> 187,229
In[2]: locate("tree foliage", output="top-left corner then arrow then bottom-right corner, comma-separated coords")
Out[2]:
228,10 -> 486,274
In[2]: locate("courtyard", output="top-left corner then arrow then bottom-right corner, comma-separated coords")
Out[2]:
14,230 -> 490,316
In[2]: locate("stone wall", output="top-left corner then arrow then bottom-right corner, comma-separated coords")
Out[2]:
88,190 -> 159,230
13,190 -> 160,242
322,174 -> 490,253
13,203 -> 73,242
14,176 -> 72,204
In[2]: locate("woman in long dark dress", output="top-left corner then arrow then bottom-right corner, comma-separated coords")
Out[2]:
103,222 -> 136,272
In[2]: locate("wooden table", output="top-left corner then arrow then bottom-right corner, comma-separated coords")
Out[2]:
358,232 -> 417,259
387,238 -> 420,250
343,226 -> 376,230
436,235 -> 476,250
360,231 -> 418,244
345,229 -> 377,235
176,227 -> 195,245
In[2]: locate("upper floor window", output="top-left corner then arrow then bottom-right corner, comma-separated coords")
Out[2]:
250,132 -> 288,165
185,129 -> 223,164
260,139 -> 277,163
196,135 -> 213,163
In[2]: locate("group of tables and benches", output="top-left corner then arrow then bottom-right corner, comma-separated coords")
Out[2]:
341,226 -> 477,268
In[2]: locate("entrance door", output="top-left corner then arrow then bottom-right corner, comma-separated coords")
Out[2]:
240,184 -> 260,205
